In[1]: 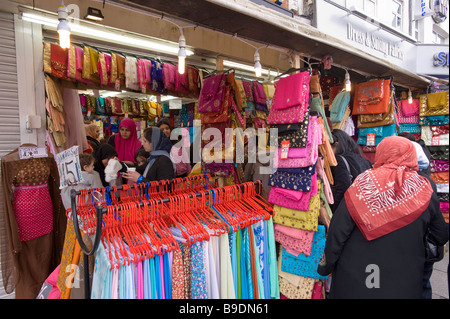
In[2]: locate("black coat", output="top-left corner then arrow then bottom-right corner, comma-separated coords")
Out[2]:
330,152 -> 372,212
142,156 -> 175,182
317,174 -> 448,299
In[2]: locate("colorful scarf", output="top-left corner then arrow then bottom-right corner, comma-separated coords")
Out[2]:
345,136 -> 434,241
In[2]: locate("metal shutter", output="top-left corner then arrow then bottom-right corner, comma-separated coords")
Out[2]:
0,10 -> 19,299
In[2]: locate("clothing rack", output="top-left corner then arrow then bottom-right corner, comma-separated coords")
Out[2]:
69,178 -> 263,299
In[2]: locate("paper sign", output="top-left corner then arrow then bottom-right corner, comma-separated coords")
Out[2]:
281,140 -> 290,159
18,146 -> 48,159
366,133 -> 376,146
55,146 -> 83,189
169,99 -> 182,110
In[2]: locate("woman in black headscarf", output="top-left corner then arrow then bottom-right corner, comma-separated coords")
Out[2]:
92,143 -> 126,187
123,126 -> 175,183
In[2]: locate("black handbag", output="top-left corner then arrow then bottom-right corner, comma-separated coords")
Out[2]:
424,232 -> 444,262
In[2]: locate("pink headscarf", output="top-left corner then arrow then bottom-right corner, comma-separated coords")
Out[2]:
116,118 -> 141,163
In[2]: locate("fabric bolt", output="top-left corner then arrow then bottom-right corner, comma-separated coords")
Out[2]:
280,225 -> 327,280
269,164 -> 316,191
274,224 -> 315,256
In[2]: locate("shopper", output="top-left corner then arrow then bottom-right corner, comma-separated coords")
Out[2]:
156,118 -> 192,177
317,136 -> 448,299
60,153 -> 103,210
123,126 -> 175,183
330,129 -> 372,212
134,148 -> 150,174
93,143 -> 126,187
107,117 -> 142,166
85,123 -> 101,152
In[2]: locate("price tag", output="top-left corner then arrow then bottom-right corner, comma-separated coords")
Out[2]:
431,136 -> 440,146
55,146 -> 83,189
281,140 -> 290,159
124,112 -> 129,118
366,133 -> 376,146
87,110 -> 91,117
18,146 -> 48,159
115,78 -> 120,91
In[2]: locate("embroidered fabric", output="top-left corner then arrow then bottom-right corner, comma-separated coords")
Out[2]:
268,173 -> 317,211
272,111 -> 310,148
430,160 -> 450,173
269,164 -> 316,191
421,126 -> 449,146
419,115 -> 449,126
280,225 -> 327,280
197,73 -> 227,113
357,124 -> 397,146
274,224 -> 315,257
428,146 -> 449,161
419,92 -> 449,117
270,71 -> 310,111
398,98 -> 420,116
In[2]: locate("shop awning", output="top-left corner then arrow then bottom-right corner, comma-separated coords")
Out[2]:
121,0 -> 431,89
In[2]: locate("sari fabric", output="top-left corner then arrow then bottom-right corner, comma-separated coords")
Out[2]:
352,79 -> 390,115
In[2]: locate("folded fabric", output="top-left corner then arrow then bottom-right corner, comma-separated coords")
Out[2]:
273,111 -> 310,148
274,224 -> 315,257
269,165 -> 316,191
430,160 -> 449,173
419,92 -> 449,117
399,123 -> 421,134
272,181 -> 321,231
310,96 -> 334,143
275,116 -> 321,168
398,98 -> 420,116
267,101 -> 309,124
419,115 -> 449,126
280,225 -> 327,280
268,173 -> 318,211
421,126 -> 450,146
428,146 -> 449,160
352,79 -> 390,115
277,254 -> 315,299
436,182 -> 449,193
430,172 -> 449,183
357,90 -> 395,128
271,71 -> 310,110
330,90 -> 351,123
430,124 -> 449,136
440,202 -> 449,214
357,124 -> 397,146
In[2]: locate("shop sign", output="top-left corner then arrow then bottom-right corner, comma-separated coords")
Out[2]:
347,23 -> 404,60
433,51 -> 449,67
55,145 -> 84,189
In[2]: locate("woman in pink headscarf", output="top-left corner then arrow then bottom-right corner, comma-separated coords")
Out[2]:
107,118 -> 142,166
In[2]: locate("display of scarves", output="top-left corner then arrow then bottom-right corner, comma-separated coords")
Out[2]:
280,225 -> 327,280
137,59 -> 152,91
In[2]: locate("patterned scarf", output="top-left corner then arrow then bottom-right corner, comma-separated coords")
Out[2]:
344,136 -> 433,241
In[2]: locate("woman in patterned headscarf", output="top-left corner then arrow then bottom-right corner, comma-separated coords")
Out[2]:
318,136 -> 448,298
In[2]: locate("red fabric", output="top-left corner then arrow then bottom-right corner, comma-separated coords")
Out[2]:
345,136 -> 433,241
13,184 -> 53,242
116,118 -> 142,163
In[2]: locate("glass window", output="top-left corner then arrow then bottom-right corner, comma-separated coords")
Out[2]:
391,0 -> 402,29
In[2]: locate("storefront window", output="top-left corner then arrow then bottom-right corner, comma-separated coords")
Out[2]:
390,0 -> 402,29
352,0 -> 377,16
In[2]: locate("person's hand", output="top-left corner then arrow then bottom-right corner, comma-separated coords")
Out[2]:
122,170 -> 141,183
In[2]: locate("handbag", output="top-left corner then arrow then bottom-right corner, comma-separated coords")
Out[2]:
424,232 -> 444,262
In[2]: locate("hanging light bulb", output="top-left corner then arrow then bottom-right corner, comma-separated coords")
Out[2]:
408,89 -> 413,104
344,70 -> 351,92
57,0 -> 71,49
254,50 -> 262,78
178,33 -> 186,75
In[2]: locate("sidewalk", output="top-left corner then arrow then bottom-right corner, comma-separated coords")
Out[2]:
431,246 -> 449,299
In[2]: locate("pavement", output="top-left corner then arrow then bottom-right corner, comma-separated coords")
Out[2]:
431,245 -> 449,299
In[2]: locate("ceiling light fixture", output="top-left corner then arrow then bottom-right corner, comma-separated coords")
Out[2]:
84,7 -> 104,22
254,49 -> 262,78
178,32 -> 186,75
56,1 -> 70,48
408,89 -> 413,104
344,69 -> 351,92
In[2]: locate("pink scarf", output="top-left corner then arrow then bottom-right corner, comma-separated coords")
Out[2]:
116,118 -> 142,163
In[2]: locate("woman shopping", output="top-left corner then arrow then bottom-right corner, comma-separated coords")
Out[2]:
85,123 -> 101,152
317,136 -> 448,298
123,126 -> 175,183
93,143 -> 127,187
107,118 -> 142,166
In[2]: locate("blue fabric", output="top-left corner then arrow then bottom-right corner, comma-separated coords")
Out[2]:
330,90 -> 351,122
269,164 -> 316,191
399,123 -> 421,134
357,124 -> 397,146
281,225 -> 328,280
419,115 -> 449,126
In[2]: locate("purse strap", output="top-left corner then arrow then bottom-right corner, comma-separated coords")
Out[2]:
338,155 -> 353,181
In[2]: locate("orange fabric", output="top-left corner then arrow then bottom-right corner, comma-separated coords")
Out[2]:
352,79 -> 390,115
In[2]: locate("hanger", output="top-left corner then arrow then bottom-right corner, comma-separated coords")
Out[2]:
274,67 -> 312,81
204,68 -> 236,79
